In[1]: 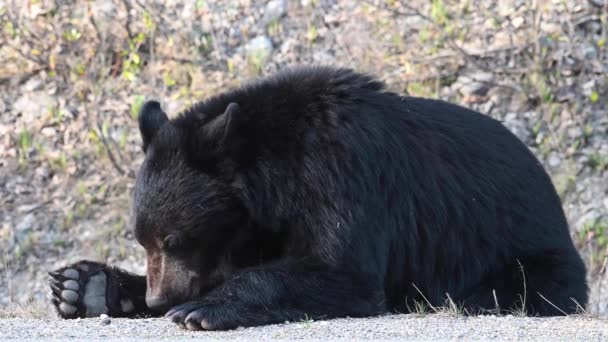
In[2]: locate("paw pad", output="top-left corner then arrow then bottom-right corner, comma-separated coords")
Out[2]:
49,263 -> 109,318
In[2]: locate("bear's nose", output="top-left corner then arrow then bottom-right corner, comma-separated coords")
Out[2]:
146,296 -> 170,312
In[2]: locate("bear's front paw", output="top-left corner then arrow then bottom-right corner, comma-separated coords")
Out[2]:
165,301 -> 240,331
49,261 -> 136,318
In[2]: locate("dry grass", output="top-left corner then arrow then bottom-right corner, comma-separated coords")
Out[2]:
0,301 -> 55,319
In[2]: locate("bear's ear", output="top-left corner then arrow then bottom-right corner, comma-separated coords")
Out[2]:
200,102 -> 241,151
139,100 -> 168,152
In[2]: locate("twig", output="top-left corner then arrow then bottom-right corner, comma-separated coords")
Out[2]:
0,67 -> 47,85
361,0 -> 434,23
570,297 -> 587,315
537,292 -> 568,316
120,0 -> 135,40
516,259 -> 527,315
4,44 -> 46,66
3,251 -> 12,304
155,54 -> 199,64
411,283 -> 437,312
445,292 -> 461,315
596,256 -> 607,314
96,118 -> 126,176
84,96 -> 126,176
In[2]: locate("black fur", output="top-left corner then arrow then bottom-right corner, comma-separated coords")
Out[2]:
139,100 -> 168,152
51,66 -> 588,329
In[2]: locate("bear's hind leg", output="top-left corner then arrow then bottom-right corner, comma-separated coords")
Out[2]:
458,250 -> 587,316
517,250 -> 588,316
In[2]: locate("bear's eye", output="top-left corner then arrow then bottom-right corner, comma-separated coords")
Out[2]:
162,234 -> 180,251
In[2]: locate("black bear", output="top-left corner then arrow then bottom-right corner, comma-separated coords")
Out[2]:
49,66 -> 588,330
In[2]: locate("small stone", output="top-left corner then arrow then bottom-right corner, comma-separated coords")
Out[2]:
575,210 -> 600,231
582,43 -> 598,60
41,127 -> 56,137
511,17 -> 525,29
245,36 -> 273,67
454,72 -> 494,96
263,0 -> 286,24
100,314 -> 111,325
22,78 -> 42,92
540,22 -> 561,34
16,214 -> 35,233
503,113 -> 530,143
17,204 -> 39,213
93,0 -> 116,18
547,152 -> 561,168
582,80 -> 596,97
12,93 -> 53,120
402,16 -> 426,30
567,126 -> 583,140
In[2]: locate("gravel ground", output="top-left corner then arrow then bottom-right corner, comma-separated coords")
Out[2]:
1,314 -> 607,341
1,0 -> 608,320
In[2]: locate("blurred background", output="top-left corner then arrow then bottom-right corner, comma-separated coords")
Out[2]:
0,0 -> 607,316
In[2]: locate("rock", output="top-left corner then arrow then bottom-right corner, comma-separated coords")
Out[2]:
22,78 -> 43,92
263,0 -> 287,24
511,17 -> 525,29
41,127 -> 57,137
92,0 -> 116,25
17,204 -> 40,213
179,0 -> 197,22
454,72 -> 494,96
503,113 -> 531,143
588,0 -> 606,7
547,152 -> 561,168
401,16 -> 426,30
100,314 -> 111,325
497,0 -> 524,17
567,126 -> 583,140
12,93 -> 53,121
312,51 -> 336,65
582,80 -> 596,97
540,22 -> 561,34
582,43 -> 598,60
491,31 -> 512,49
245,36 -> 273,66
575,210 -> 601,231
16,214 -> 35,233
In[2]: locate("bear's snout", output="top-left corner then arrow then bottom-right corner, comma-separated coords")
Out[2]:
145,248 -> 201,312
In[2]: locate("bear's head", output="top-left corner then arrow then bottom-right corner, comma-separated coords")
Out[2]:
132,100 -> 250,312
